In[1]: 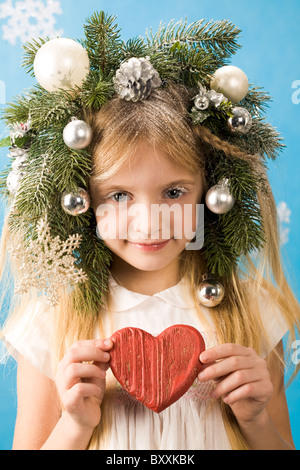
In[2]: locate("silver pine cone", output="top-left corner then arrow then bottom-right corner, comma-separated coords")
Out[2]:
113,57 -> 162,102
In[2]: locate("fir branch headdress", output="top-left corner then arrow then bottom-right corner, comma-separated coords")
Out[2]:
0,11 -> 284,312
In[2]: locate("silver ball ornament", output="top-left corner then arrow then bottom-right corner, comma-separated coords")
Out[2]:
61,188 -> 90,216
63,120 -> 93,150
194,95 -> 210,110
205,179 -> 235,214
210,65 -> 249,103
228,107 -> 252,134
198,274 -> 225,307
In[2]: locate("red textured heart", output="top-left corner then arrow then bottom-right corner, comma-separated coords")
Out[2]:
109,325 -> 205,413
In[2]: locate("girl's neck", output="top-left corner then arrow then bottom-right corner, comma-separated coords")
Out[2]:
110,257 -> 181,295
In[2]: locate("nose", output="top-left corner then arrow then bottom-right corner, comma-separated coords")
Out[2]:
127,200 -> 167,241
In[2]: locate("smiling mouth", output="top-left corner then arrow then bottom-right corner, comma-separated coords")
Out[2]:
127,239 -> 172,250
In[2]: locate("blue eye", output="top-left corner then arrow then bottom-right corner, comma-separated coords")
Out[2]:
165,187 -> 187,199
111,192 -> 130,203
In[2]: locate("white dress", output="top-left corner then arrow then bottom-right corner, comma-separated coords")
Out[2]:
2,275 -> 289,450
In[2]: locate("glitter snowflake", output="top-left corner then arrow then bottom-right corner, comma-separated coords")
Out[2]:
0,0 -> 63,46
9,218 -> 88,306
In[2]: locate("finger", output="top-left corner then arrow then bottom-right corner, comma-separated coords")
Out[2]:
95,338 -> 114,351
210,368 -> 261,399
62,345 -> 111,368
198,355 -> 255,382
64,383 -> 102,412
222,382 -> 266,405
65,363 -> 105,389
200,344 -> 254,364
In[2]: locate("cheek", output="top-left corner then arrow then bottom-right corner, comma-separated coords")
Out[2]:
172,201 -> 201,241
95,204 -> 128,240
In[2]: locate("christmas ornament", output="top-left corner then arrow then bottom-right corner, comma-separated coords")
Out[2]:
61,187 -> 90,215
194,94 -> 210,111
210,65 -> 249,103
11,154 -> 28,171
228,107 -> 252,134
33,38 -> 90,93
109,325 -> 205,413
9,218 -> 88,306
198,274 -> 225,307
7,171 -> 23,194
63,119 -> 93,150
205,178 -> 235,214
0,13 -> 286,314
10,120 -> 32,143
113,56 -> 162,102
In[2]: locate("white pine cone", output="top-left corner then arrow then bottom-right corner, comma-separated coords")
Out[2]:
113,57 -> 162,102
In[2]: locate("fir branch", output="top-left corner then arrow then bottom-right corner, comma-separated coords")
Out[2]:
80,71 -> 115,109
120,37 -> 148,60
21,36 -> 51,76
227,116 -> 285,160
146,18 -> 241,60
82,11 -> 123,76
1,93 -> 31,126
28,87 -> 81,130
203,211 -> 239,277
240,85 -> 272,117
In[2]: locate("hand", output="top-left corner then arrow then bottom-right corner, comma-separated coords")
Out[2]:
198,343 -> 274,425
55,338 -> 113,432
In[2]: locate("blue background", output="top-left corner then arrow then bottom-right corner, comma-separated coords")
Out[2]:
0,0 -> 299,450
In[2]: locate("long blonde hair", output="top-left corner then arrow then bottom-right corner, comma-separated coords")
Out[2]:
1,83 -> 299,450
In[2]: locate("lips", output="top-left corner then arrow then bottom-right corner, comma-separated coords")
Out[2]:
128,239 -> 171,251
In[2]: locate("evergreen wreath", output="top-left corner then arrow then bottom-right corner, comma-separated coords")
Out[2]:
0,11 -> 285,314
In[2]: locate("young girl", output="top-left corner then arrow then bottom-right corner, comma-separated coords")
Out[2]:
1,13 -> 299,450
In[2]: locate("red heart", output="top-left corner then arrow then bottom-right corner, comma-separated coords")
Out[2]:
109,325 -> 205,413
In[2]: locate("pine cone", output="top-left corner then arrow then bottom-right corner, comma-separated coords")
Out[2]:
113,57 -> 162,102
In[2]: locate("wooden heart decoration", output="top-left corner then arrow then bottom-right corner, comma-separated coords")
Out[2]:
109,325 -> 205,413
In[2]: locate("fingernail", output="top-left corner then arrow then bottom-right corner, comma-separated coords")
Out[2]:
198,370 -> 206,381
200,352 -> 208,362
103,352 -> 110,361
104,339 -> 112,347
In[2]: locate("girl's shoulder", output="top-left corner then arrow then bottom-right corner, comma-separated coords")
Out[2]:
2,297 -> 55,379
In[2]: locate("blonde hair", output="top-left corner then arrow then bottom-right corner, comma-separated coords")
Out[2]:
1,83 -> 300,450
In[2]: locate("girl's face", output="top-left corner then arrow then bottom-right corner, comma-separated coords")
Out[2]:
91,141 -> 203,280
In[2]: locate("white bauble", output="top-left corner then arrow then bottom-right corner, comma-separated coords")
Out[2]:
34,38 -> 90,93
210,65 -> 249,103
7,171 -> 22,194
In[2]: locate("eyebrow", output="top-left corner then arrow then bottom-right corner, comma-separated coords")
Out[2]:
98,179 -> 197,191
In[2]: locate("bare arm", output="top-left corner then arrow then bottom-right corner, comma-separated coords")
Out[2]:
199,340 -> 295,450
238,341 -> 295,450
12,339 -> 113,450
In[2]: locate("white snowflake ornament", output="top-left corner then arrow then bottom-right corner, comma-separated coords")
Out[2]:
9,218 -> 88,306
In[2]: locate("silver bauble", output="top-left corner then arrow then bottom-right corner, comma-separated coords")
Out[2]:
194,95 -> 210,110
61,188 -> 90,215
205,179 -> 235,214
63,120 -> 93,150
228,107 -> 252,134
198,274 -> 225,307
